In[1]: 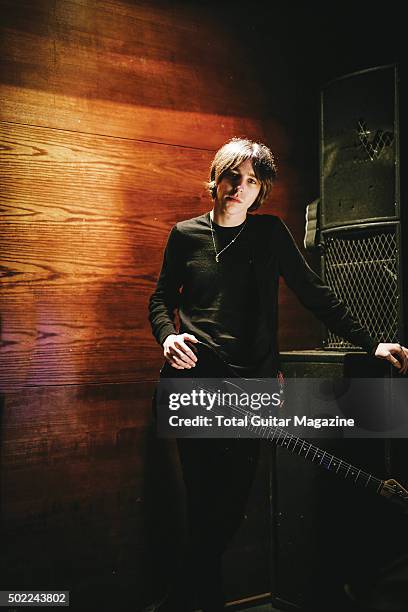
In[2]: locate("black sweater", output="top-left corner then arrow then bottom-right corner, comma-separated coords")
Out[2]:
148,213 -> 379,375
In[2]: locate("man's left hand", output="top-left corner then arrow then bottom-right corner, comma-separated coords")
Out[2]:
374,343 -> 408,374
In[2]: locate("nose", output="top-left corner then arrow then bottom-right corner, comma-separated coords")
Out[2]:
233,178 -> 244,192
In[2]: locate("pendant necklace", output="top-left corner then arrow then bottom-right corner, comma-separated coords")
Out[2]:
209,213 -> 247,262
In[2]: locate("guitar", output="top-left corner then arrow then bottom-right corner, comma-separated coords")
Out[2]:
157,341 -> 408,511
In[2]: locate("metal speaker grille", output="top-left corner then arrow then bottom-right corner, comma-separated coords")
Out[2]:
324,229 -> 399,348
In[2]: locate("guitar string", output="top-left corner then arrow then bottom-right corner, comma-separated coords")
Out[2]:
217,393 -> 406,499
188,381 -> 383,489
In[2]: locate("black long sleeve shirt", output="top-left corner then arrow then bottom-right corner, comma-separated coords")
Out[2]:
149,212 -> 379,376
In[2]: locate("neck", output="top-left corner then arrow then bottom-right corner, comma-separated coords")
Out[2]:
210,207 -> 247,227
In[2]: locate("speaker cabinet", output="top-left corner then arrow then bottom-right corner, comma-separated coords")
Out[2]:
321,65 -> 398,228
270,351 -> 407,611
322,222 -> 403,349
319,65 -> 407,349
272,65 -> 408,611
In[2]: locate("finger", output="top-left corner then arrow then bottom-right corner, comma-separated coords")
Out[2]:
164,354 -> 184,369
386,352 -> 401,370
389,346 -> 408,375
166,354 -> 188,369
163,348 -> 186,369
171,344 -> 196,366
169,348 -> 194,367
399,347 -> 408,374
169,351 -> 193,369
172,354 -> 192,369
175,340 -> 197,363
170,362 -> 184,370
182,333 -> 198,343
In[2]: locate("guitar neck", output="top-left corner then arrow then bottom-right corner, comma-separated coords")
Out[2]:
169,343 -> 408,505
215,391 -> 385,495
223,403 -> 407,505
197,376 -> 386,496
161,344 -> 408,507
265,426 -> 384,494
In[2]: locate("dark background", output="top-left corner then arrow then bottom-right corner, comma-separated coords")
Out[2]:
0,1 -> 404,609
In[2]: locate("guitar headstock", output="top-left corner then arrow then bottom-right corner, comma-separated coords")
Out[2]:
380,479 -> 408,510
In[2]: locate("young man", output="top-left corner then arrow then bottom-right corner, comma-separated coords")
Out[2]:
148,137 -> 408,611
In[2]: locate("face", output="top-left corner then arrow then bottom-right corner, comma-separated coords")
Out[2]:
215,158 -> 261,215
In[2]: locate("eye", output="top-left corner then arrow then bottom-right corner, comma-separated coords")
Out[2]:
248,178 -> 257,185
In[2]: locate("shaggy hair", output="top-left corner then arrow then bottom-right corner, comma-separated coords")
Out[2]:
207,137 -> 277,211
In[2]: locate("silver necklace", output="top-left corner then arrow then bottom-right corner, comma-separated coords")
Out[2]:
209,214 -> 247,262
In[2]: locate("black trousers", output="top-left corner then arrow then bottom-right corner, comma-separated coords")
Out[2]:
175,437 -> 260,611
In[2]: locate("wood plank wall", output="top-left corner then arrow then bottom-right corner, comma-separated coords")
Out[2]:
0,1 -> 320,609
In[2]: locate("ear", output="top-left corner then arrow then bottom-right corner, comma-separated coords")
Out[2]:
209,180 -> 217,199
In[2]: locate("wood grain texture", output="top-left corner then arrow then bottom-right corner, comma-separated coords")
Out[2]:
0,121 -> 293,390
0,381 -> 177,607
0,382 -> 270,608
0,84 -> 272,150
262,162 -> 324,352
0,122 -> 209,389
0,0 -> 267,114
0,0 -> 318,606
0,0 -> 283,148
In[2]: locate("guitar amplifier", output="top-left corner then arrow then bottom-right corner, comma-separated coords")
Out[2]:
319,65 -> 408,351
270,350 -> 408,611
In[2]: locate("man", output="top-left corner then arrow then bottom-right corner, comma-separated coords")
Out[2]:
148,137 -> 408,611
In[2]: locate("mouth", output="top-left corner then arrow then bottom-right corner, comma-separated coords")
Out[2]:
226,195 -> 242,203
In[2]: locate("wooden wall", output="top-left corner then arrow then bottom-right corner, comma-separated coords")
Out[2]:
0,1 -> 319,609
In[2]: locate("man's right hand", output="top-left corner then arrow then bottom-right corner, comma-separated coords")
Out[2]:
163,333 -> 198,369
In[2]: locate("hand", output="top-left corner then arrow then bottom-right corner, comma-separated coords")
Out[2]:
374,343 -> 408,374
163,333 -> 198,369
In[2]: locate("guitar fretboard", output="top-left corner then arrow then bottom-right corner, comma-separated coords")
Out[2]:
265,426 -> 383,493
160,346 -> 408,505
209,389 -> 385,495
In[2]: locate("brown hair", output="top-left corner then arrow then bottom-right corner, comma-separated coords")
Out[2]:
207,137 -> 277,211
